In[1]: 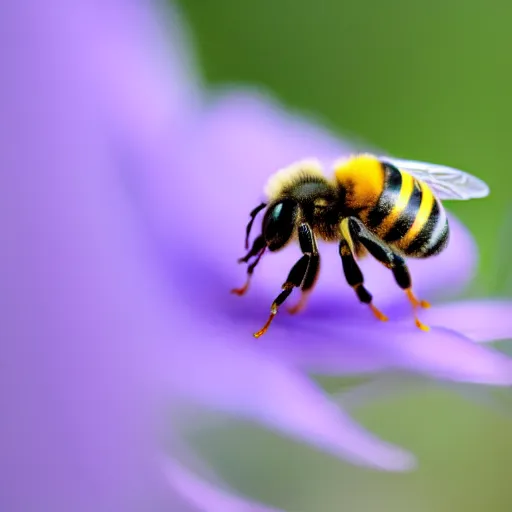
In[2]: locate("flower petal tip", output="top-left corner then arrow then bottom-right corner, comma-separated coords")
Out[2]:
423,300 -> 512,344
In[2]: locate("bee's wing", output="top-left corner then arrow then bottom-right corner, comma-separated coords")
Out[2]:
380,156 -> 490,200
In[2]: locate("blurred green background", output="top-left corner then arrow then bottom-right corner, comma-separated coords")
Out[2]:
176,1 -> 512,510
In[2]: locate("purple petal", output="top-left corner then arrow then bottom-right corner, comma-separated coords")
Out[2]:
165,459 -> 285,512
162,326 -> 414,471
419,300 -> 512,342
145,91 -> 477,345
0,1 -> 189,510
79,0 -> 199,145
258,322 -> 512,384
0,9 -> 417,512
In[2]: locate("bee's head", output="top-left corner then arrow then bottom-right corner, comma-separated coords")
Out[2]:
262,199 -> 299,251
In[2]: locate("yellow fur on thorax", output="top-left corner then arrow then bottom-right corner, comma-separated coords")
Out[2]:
333,154 -> 385,212
264,159 -> 325,201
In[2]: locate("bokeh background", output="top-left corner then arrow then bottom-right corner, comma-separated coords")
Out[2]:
176,1 -> 512,511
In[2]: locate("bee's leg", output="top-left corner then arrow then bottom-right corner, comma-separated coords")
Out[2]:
231,234 -> 266,296
347,217 -> 430,331
254,223 -> 317,338
287,253 -> 320,315
339,219 -> 388,322
244,202 -> 267,249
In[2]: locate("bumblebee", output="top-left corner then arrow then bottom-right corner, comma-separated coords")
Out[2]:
232,154 -> 489,337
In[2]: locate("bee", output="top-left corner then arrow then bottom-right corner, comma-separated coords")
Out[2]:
232,154 -> 489,338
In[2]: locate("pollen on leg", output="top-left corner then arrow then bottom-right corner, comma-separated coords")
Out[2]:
370,303 -> 389,322
415,317 -> 430,332
253,303 -> 278,338
405,288 -> 430,309
405,288 -> 430,331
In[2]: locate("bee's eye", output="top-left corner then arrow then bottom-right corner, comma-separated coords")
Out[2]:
263,199 -> 298,251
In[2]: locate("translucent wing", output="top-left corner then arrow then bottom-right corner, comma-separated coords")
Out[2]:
379,156 -> 490,200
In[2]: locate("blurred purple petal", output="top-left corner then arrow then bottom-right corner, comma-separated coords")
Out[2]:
80,0 -> 200,146
0,1 -> 183,510
420,301 -> 512,342
163,329 -> 414,471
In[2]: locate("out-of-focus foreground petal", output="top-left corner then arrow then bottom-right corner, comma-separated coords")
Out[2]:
163,326 -> 415,471
0,2 -> 198,510
79,0 -> 200,145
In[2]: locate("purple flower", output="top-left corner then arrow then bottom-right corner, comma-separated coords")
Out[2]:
2,1 -> 512,511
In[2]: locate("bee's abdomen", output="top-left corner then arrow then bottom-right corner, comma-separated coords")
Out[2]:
391,176 -> 448,258
365,165 -> 448,258
364,163 -> 407,233
398,194 -> 449,258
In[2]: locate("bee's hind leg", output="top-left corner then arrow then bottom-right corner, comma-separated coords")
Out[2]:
347,217 -> 430,331
338,228 -> 389,324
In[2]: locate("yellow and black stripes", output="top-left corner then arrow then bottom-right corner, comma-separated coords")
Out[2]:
366,162 -> 408,232
397,179 -> 435,249
364,162 -> 449,258
383,176 -> 422,243
404,196 -> 448,257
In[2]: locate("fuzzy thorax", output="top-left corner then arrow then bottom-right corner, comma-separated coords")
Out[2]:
333,153 -> 385,211
264,159 -> 325,202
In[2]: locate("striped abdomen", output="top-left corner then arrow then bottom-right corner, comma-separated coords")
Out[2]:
364,163 -> 449,258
